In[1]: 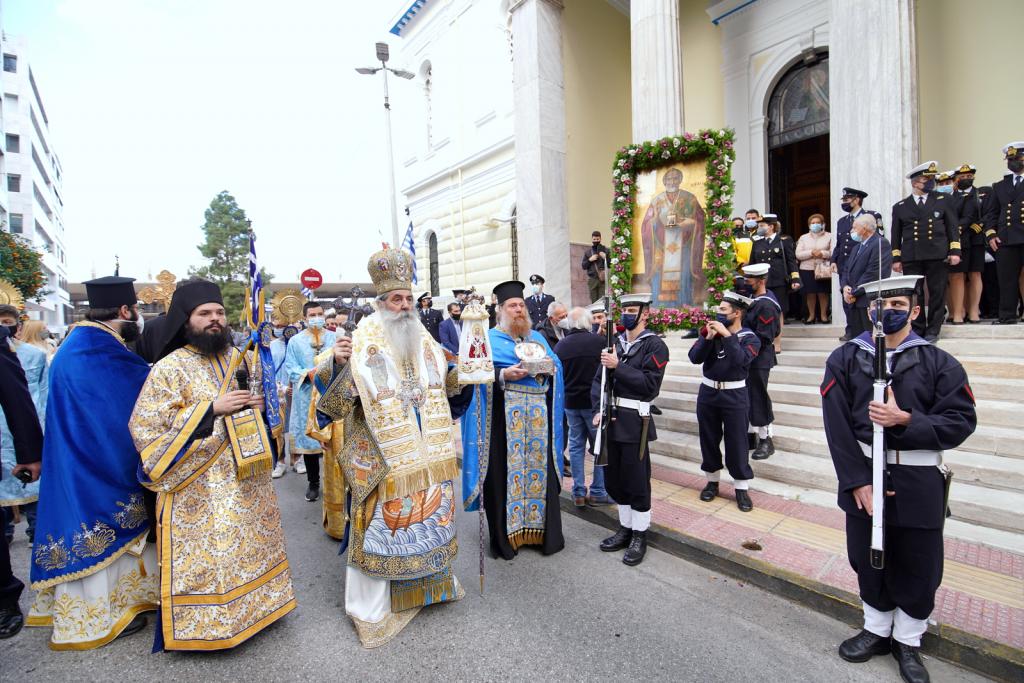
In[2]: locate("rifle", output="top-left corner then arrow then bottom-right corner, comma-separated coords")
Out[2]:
869,228 -> 886,570
593,255 -> 614,467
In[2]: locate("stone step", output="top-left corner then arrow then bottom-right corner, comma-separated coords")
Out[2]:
648,435 -> 1024,534
656,407 -> 1024,472
660,377 -> 1018,429
648,452 -> 1024,555
665,364 -> 1020,402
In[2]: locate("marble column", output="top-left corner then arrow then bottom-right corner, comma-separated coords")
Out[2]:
510,0 -> 570,303
630,0 -> 684,142
828,0 -> 917,330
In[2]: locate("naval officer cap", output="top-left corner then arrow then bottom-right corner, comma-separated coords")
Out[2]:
741,263 -> 770,278
906,161 -> 939,179
528,273 -> 546,285
619,293 -> 653,307
84,275 -> 138,309
760,213 -> 779,223
954,163 -> 976,175
721,291 -> 753,309
1003,141 -> 1024,159
417,292 -> 432,303
857,275 -> 924,299
841,187 -> 868,199
936,169 -> 954,183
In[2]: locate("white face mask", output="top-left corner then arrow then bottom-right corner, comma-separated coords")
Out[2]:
136,313 -> 145,334
556,318 -> 570,330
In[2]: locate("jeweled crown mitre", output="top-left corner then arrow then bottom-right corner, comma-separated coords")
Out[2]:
367,247 -> 414,294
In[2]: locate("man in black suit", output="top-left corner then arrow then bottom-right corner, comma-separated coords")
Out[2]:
525,274 -> 555,328
0,326 -> 44,639
581,231 -> 609,303
833,188 -> 884,341
983,141 -> 1024,324
840,214 -> 893,337
416,292 -> 443,343
533,300 -> 567,349
891,161 -> 960,341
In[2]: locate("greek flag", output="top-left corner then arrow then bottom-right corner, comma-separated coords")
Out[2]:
402,222 -> 418,285
301,287 -> 314,300
244,230 -> 282,436
246,232 -> 264,329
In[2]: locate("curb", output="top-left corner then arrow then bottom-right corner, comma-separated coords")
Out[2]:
559,495 -> 1024,683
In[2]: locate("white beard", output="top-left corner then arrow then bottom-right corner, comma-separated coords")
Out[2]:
377,308 -> 422,365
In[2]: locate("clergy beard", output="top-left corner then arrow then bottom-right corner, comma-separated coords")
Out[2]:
377,307 -> 421,365
185,322 -> 232,356
119,316 -> 141,343
499,308 -> 532,339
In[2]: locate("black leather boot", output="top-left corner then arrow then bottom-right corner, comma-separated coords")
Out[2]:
735,489 -> 753,512
599,526 -> 631,552
622,530 -> 647,566
751,436 -> 775,460
891,641 -> 930,683
699,481 -> 719,502
838,629 -> 890,663
0,605 -> 24,640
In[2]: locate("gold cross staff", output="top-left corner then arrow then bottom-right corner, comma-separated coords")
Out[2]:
137,270 -> 177,311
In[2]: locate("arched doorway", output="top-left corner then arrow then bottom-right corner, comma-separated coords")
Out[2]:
767,52 -> 830,240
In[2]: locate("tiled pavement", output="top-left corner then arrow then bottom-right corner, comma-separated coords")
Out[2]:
563,460 -> 1024,652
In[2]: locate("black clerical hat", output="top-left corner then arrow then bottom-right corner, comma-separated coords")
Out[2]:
84,276 -> 137,309
493,280 -> 526,304
156,279 -> 224,360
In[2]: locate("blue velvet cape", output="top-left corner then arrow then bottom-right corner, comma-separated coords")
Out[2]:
30,325 -> 152,587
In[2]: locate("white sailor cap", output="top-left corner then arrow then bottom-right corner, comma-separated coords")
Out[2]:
619,293 -> 653,306
1003,141 -> 1024,158
587,300 -> 607,314
741,263 -> 770,278
906,161 -> 939,179
721,291 -> 754,309
858,275 -> 923,299
760,213 -> 778,223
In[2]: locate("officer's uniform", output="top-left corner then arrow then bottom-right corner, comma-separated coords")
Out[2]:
749,219 -> 798,315
950,164 -> 985,275
0,327 -> 44,637
833,188 -> 883,339
689,294 -> 760,502
821,276 -> 976,678
744,281 -> 782,458
982,142 -> 1024,323
524,274 -> 555,329
417,293 -> 443,343
890,161 -> 960,339
594,294 -> 668,566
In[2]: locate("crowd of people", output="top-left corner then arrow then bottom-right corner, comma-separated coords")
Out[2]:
0,144 -> 1015,682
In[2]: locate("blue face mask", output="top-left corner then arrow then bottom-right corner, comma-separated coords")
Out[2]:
935,185 -> 953,194
870,308 -> 911,334
620,313 -> 640,331
591,323 -> 600,334
308,317 -> 325,329
744,219 -> 757,229
850,230 -> 864,243
809,223 -> 823,232
272,328 -> 284,338
715,313 -> 731,326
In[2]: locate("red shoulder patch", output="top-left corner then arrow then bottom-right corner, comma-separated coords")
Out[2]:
758,315 -> 775,325
820,377 -> 836,397
963,383 -> 975,404
745,344 -> 758,357
650,355 -> 667,369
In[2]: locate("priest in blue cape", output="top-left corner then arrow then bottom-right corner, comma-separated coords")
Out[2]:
28,276 -> 158,649
462,280 -> 565,560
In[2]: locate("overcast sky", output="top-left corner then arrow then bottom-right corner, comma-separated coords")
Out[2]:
4,0 -> 410,284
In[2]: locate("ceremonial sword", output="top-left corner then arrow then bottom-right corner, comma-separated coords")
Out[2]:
870,227 -> 887,570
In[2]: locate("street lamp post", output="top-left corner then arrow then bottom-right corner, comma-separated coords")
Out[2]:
356,42 -> 414,249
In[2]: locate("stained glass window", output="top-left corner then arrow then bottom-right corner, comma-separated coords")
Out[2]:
767,56 -> 829,149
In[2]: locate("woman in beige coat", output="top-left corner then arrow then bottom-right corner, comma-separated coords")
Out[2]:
795,213 -> 834,324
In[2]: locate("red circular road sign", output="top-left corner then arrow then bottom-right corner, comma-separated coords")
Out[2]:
300,268 -> 323,289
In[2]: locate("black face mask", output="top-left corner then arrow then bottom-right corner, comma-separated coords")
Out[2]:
922,179 -> 937,192
3,324 -> 17,338
840,201 -> 853,213
956,178 -> 974,190
1009,159 -> 1024,174
451,313 -> 461,321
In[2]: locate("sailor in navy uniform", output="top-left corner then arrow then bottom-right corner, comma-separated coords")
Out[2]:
821,275 -> 976,683
689,291 -> 760,512
741,263 -> 782,460
949,164 -> 985,324
983,141 -> 1024,324
524,274 -> 555,328
833,188 -> 883,340
749,213 -> 800,319
595,293 -> 669,567
416,292 -> 443,343
890,161 -> 961,342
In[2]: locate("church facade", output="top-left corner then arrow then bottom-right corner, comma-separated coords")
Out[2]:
388,0 -> 1017,308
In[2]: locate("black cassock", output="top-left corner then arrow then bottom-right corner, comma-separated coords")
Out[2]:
821,332 -> 976,618
482,376 -> 565,561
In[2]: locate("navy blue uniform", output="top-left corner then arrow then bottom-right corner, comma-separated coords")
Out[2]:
591,331 -> 669,511
525,292 -> 555,329
749,235 -> 798,314
689,327 -> 760,481
744,295 -> 781,428
982,173 -> 1024,321
821,333 -> 976,619
0,328 -> 44,617
950,187 -> 984,274
417,307 -> 443,343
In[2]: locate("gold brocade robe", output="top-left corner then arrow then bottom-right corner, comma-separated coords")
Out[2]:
129,345 -> 296,651
308,349 -> 348,539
